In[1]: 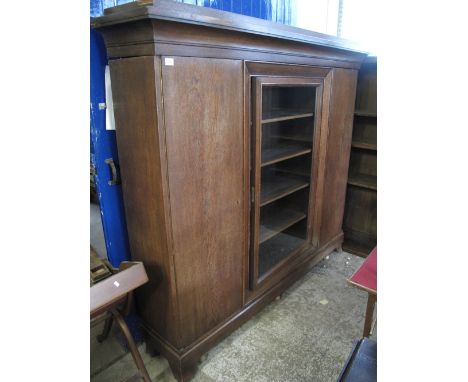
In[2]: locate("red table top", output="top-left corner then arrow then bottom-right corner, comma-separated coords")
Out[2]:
348,247 -> 377,294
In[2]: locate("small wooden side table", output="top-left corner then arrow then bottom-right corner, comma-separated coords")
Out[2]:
91,261 -> 151,382
348,247 -> 377,337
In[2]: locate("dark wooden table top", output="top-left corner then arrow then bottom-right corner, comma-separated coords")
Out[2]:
90,261 -> 148,319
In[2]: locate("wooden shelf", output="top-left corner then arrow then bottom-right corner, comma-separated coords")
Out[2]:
262,142 -> 311,167
351,142 -> 377,151
348,174 -> 377,191
261,174 -> 309,207
262,112 -> 314,124
275,162 -> 311,178
343,239 -> 374,258
260,208 -> 307,244
271,132 -> 313,143
259,231 -> 305,277
355,110 -> 377,118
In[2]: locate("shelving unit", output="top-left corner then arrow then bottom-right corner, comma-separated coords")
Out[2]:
343,57 -> 377,257
94,2 -> 367,378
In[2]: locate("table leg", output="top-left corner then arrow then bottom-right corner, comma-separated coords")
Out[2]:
111,308 -> 152,382
363,293 -> 376,337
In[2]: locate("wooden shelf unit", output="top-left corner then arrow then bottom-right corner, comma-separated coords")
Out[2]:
94,2 -> 367,379
343,56 -> 377,257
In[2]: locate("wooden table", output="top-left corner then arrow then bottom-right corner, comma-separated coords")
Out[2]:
348,247 -> 377,337
91,261 -> 151,382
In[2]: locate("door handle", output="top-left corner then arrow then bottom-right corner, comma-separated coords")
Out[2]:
105,158 -> 121,186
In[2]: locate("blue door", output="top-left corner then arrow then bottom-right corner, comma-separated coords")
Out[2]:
90,27 -> 131,267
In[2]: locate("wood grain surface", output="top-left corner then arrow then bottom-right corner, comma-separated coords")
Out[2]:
161,56 -> 244,348
319,68 -> 358,246
109,56 -> 181,345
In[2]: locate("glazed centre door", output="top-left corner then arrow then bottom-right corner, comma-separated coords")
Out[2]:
250,77 -> 323,289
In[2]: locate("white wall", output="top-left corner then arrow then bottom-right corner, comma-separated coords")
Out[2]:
294,0 -> 340,35
340,0 -> 378,53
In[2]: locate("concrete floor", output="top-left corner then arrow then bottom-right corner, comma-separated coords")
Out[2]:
91,250 -> 376,382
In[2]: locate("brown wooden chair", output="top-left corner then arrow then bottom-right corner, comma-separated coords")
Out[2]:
91,261 -> 152,382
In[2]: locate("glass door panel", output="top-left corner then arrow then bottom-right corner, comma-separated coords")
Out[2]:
251,78 -> 320,288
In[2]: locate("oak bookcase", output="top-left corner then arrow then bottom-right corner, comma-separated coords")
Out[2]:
94,1 -> 367,380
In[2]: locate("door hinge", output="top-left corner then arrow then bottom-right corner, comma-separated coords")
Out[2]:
251,187 -> 255,203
